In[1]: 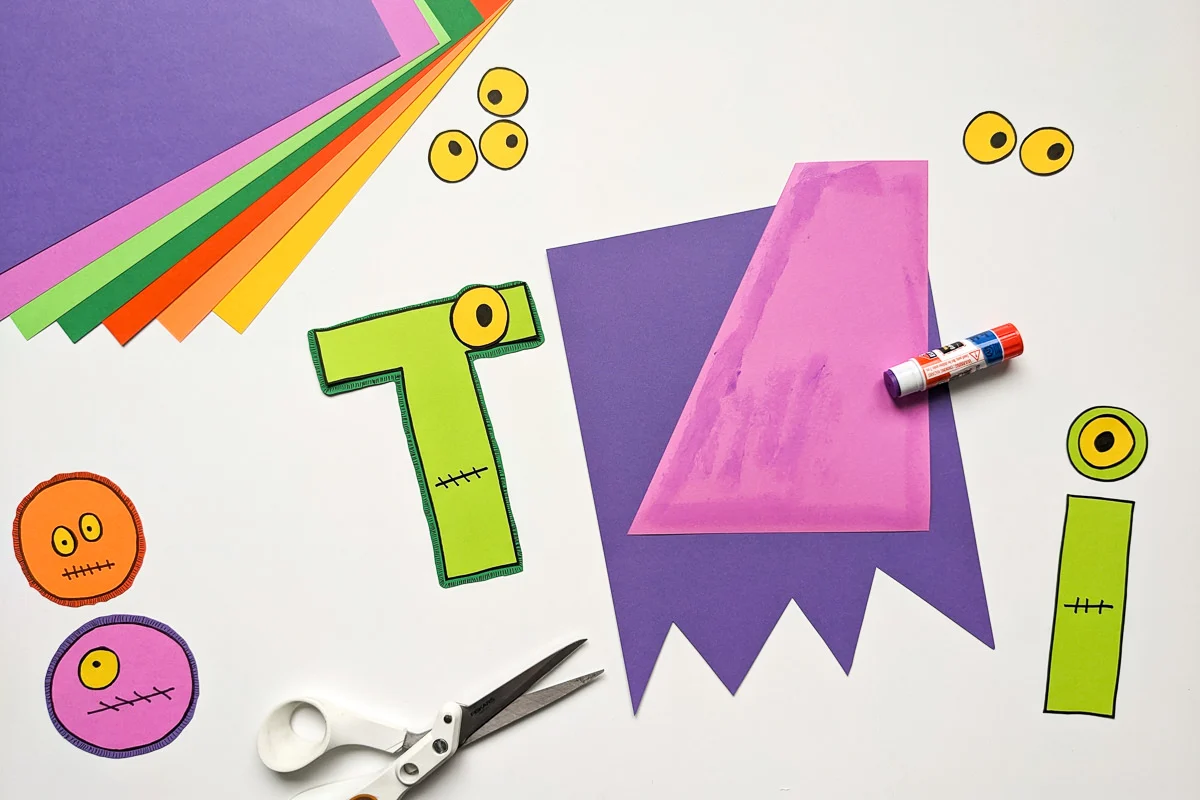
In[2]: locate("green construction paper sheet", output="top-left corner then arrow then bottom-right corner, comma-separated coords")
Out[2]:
12,0 -> 479,340
1044,495 -> 1134,718
309,283 -> 544,588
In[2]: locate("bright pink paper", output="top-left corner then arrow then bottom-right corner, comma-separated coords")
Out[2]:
629,161 -> 931,535
0,0 -> 435,320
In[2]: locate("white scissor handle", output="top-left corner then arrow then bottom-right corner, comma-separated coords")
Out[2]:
257,696 -> 411,773
285,702 -> 463,800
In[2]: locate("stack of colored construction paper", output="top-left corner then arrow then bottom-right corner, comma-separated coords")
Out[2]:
1,0 -> 511,344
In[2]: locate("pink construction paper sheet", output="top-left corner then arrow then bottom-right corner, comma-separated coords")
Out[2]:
0,0 -> 435,320
629,161 -> 931,535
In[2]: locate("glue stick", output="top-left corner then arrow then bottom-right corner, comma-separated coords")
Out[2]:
884,323 -> 1023,399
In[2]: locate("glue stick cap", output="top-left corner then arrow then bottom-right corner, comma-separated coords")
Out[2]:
994,323 -> 1024,358
884,360 -> 924,399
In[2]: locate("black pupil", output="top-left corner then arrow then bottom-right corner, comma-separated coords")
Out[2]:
1047,142 -> 1065,160
92,661 -> 101,668
487,89 -> 502,105
1094,431 -> 1115,452
476,304 -> 493,327
448,140 -> 463,157
989,131 -> 1007,149
505,134 -> 518,148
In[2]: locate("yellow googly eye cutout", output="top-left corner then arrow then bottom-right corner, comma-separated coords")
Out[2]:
78,647 -> 120,690
428,130 -> 477,184
1020,127 -> 1073,176
79,512 -> 102,542
963,111 -> 1017,164
1067,406 -> 1147,481
478,67 -> 528,117
450,286 -> 509,349
52,526 -> 77,557
480,120 -> 527,171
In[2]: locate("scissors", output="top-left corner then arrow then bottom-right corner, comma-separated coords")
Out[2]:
257,639 -> 602,799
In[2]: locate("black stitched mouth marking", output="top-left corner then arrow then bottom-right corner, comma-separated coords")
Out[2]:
61,560 -> 116,580
1063,597 -> 1115,615
435,465 -> 490,489
87,686 -> 175,715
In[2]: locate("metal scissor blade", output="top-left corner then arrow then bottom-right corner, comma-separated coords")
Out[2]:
458,639 -> 587,745
465,669 -> 604,746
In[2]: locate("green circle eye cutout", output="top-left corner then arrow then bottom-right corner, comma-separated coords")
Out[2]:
1066,406 -> 1147,481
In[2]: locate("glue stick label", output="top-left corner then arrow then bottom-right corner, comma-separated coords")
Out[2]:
915,339 -> 989,387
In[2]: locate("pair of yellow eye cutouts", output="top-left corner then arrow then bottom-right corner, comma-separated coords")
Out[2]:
52,512 -> 103,556
964,111 -> 1073,176
429,67 -> 529,183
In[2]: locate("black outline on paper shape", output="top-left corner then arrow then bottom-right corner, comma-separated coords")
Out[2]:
963,110 -> 1017,165
477,67 -> 529,117
1020,126 -> 1074,176
1043,495 -> 1134,719
479,120 -> 528,171
307,282 -> 545,588
1066,406 -> 1148,482
450,286 -> 511,349
46,614 -> 199,758
79,512 -> 103,542
12,472 -> 145,607
428,130 -> 478,184
77,646 -> 120,691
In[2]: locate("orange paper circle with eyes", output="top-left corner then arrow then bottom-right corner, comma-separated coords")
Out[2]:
12,473 -> 145,606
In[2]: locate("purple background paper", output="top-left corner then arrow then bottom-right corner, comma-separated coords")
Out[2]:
0,0 -> 399,273
548,207 -> 993,712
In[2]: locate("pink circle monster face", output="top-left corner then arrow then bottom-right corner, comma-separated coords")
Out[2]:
46,614 -> 198,758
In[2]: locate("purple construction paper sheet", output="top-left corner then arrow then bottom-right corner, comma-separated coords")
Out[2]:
0,0 -> 400,273
0,0 -> 437,320
548,207 -> 993,712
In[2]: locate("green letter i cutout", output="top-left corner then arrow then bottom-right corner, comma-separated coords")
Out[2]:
308,283 -> 544,588
1046,405 -> 1148,717
1044,495 -> 1133,717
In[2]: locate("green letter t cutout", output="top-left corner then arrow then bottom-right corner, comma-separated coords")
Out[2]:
308,282 -> 544,588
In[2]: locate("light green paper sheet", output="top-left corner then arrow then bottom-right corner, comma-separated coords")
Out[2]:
9,8 -> 453,338
1044,495 -> 1134,718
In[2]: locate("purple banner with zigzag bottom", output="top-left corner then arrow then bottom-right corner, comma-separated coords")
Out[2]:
549,205 -> 992,711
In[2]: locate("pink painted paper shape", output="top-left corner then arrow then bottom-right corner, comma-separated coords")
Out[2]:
0,0 -> 436,320
629,161 -> 931,535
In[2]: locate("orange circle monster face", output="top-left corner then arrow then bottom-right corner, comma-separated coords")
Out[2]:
12,473 -> 145,606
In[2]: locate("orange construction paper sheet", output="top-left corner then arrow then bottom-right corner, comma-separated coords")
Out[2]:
157,0 -> 508,341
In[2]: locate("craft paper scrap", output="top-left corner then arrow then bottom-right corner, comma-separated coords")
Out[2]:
9,0 -> 479,339
214,0 -> 511,334
11,472 -> 145,607
100,0 -> 455,345
46,615 -> 199,758
0,0 -> 442,321
630,161 -> 930,535
162,0 -> 508,341
49,0 -> 482,343
1,0 -> 402,274
1044,495 -> 1134,718
308,281 -> 543,587
548,207 -> 991,711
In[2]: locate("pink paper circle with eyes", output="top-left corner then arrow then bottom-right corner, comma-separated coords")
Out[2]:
46,614 -> 198,758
